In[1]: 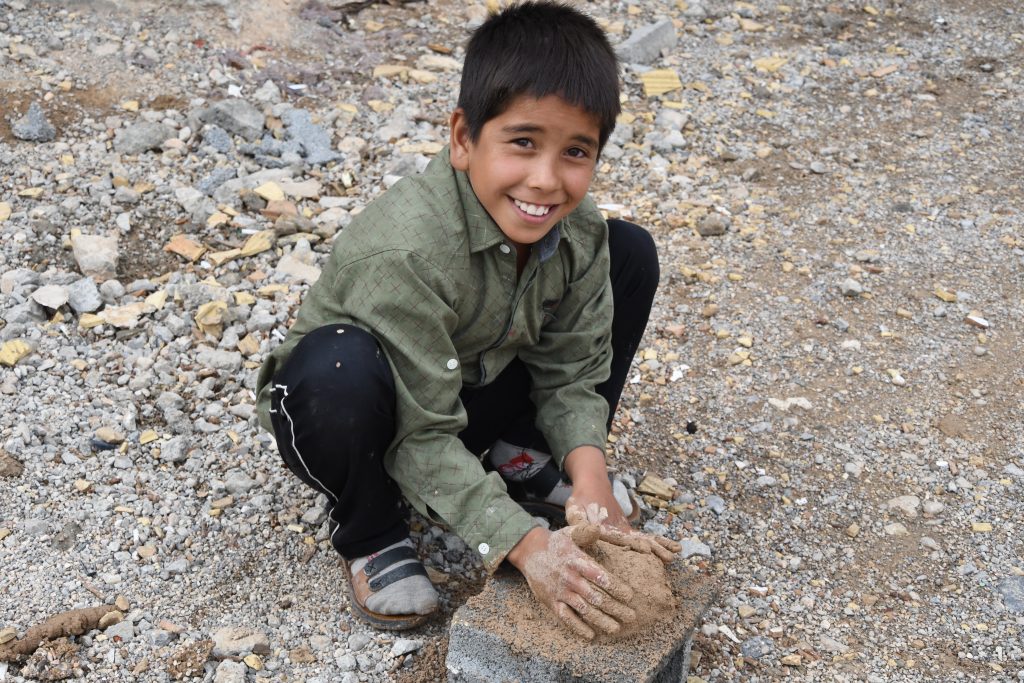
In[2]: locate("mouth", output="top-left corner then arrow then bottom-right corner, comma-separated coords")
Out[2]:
511,197 -> 556,219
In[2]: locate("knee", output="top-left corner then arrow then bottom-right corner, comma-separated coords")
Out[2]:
277,324 -> 394,405
607,219 -> 660,297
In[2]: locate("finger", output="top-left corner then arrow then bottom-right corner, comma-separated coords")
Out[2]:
569,557 -> 634,602
649,539 -> 677,563
569,523 -> 600,550
565,504 -> 587,526
569,594 -> 621,636
588,587 -> 637,625
555,601 -> 594,641
655,535 -> 682,553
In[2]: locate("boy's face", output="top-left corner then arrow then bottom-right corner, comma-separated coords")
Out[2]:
449,95 -> 601,250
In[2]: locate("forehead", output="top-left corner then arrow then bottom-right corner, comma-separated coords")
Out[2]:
488,94 -> 601,138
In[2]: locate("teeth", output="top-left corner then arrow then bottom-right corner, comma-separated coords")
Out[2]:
513,199 -> 551,217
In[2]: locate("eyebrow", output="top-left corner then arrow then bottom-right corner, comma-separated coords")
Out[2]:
501,124 -> 598,150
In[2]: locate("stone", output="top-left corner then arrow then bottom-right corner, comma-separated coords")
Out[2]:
705,495 -> 726,515
253,79 -> 282,104
696,213 -> 730,237
616,20 -> 677,65
391,638 -> 423,657
996,576 -> 1024,613
214,660 -> 247,683
884,523 -> 908,536
71,233 -> 119,282
202,125 -> 234,153
447,569 -> 715,683
105,619 -> 135,642
22,518 -> 49,536
224,469 -> 256,495
347,632 -> 372,651
66,277 -> 103,314
0,451 -> 25,478
740,636 -> 774,660
199,99 -> 265,140
679,538 -> 712,558
884,495 -> 920,518
839,278 -> 863,297
276,253 -> 321,284
280,108 -> 341,166
211,626 -> 270,657
115,122 -> 175,155
196,347 -> 243,372
13,101 -> 57,142
30,284 -> 68,310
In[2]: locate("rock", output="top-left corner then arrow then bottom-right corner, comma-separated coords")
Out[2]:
0,450 -> 25,478
336,653 -> 357,671
95,427 -> 125,444
12,101 -> 57,142
253,79 -> 282,104
740,636 -> 774,660
997,576 -> 1024,613
697,213 -> 730,237
347,632 -> 372,652
214,660 -> 248,683
105,619 -> 135,642
884,495 -> 920,518
679,538 -> 712,558
196,347 -> 243,372
276,253 -> 321,284
202,125 -> 235,153
211,626 -> 270,657
115,122 -> 175,155
161,436 -> 189,463
1,268 -> 40,295
281,108 -> 341,166
66,277 -> 104,314
616,19 -> 677,64
224,469 -> 256,495
922,500 -> 945,515
22,518 -> 49,536
883,523 -> 908,536
705,495 -> 726,515
839,278 -> 863,297
199,99 -> 265,140
29,284 -> 68,310
391,638 -> 422,657
71,233 -> 119,282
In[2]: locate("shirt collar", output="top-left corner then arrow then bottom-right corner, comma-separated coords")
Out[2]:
436,146 -> 567,261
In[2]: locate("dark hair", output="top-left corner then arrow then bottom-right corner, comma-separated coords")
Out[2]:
457,1 -> 621,150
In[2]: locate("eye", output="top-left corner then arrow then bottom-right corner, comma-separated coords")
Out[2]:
511,138 -> 533,148
566,146 -> 590,159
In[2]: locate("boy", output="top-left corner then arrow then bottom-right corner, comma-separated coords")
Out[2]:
256,1 -> 679,640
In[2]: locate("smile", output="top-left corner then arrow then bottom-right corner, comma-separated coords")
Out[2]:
512,198 -> 554,217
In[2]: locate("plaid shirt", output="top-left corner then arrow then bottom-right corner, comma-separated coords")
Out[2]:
257,148 -> 612,571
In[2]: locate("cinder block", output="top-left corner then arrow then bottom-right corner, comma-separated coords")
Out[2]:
446,566 -> 716,683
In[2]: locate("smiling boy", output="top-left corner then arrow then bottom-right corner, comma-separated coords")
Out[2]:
256,1 -> 678,638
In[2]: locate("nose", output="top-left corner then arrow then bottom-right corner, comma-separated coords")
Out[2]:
526,155 -> 559,193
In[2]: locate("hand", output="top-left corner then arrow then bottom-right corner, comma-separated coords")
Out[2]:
565,498 -> 681,563
506,526 -> 637,641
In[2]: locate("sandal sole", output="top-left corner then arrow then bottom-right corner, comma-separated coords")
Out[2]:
339,558 -> 436,631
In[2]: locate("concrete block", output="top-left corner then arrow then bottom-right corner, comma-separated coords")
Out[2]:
615,20 -> 678,65
446,566 -> 716,683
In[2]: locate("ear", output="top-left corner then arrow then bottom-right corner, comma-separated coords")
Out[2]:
449,108 -> 472,171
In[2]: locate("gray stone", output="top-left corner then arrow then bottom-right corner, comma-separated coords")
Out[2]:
336,653 -> 357,671
997,576 -> 1024,613
12,101 -> 57,142
705,495 -> 726,515
253,79 -> 282,104
30,284 -> 69,310
99,279 -> 125,303
214,660 -> 248,683
71,233 -> 119,282
199,99 -> 265,140
197,167 -> 238,195
211,626 -> 270,657
839,278 -> 863,297
224,469 -> 256,495
114,122 -> 174,155
347,632 -> 372,652
1,268 -> 40,295
281,108 -> 341,166
447,570 -> 716,683
697,213 -> 730,237
740,636 -> 774,660
67,277 -> 104,314
196,346 -> 243,372
884,495 -> 920,518
105,619 -> 135,642
616,20 -> 677,65
22,518 -> 49,536
679,538 -> 712,558
202,125 -> 235,153
159,438 -> 190,464
391,638 -> 423,657
147,629 -> 173,646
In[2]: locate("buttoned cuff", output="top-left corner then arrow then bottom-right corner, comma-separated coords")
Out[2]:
459,493 -> 539,573
545,418 -> 608,470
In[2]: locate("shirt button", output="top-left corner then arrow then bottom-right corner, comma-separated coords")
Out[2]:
446,358 -> 459,370
499,244 -> 511,254
478,543 -> 490,555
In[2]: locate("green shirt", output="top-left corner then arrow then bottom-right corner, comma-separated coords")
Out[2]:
256,147 -> 612,571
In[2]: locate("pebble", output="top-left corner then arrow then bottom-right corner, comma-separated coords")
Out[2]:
839,278 -> 863,297
213,660 -> 247,683
390,638 -> 422,657
997,576 -> 1024,613
679,538 -> 712,558
616,20 -> 677,64
114,122 -> 174,155
697,212 -> 730,237
12,101 -> 56,142
104,619 -> 135,642
347,632 -> 372,652
885,495 -> 921,518
212,627 -> 270,657
198,98 -> 265,140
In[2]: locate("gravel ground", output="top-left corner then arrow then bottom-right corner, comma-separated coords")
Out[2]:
1,0 -> 1022,681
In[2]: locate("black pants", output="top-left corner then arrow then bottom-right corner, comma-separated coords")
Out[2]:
267,220 -> 659,558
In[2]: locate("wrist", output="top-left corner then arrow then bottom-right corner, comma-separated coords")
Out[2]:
506,526 -> 549,571
563,445 -> 608,483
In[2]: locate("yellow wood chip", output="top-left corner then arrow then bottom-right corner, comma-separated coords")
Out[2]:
145,290 -> 168,309
0,202 -> 10,222
121,100 -> 139,112
739,18 -> 766,32
934,287 -> 957,303
864,5 -> 879,15
140,430 -> 159,445
209,248 -> 242,266
237,334 -> 260,356
18,188 -> 44,198
872,65 -> 899,78
337,103 -> 359,114
206,211 -> 230,228
79,313 -> 104,329
258,284 -> 289,296
195,300 -> 228,337
0,340 -> 32,367
253,182 -> 285,202
753,56 -> 788,72
641,69 -> 682,97
971,522 -> 993,532
240,230 -> 275,258
164,234 -> 207,261
373,64 -> 409,79
234,292 -> 256,306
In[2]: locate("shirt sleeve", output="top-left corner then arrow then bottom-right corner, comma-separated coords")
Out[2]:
327,249 -> 538,572
517,224 -> 614,468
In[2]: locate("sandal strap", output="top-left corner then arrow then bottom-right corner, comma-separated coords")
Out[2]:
363,545 -> 419,577
368,561 -> 428,592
